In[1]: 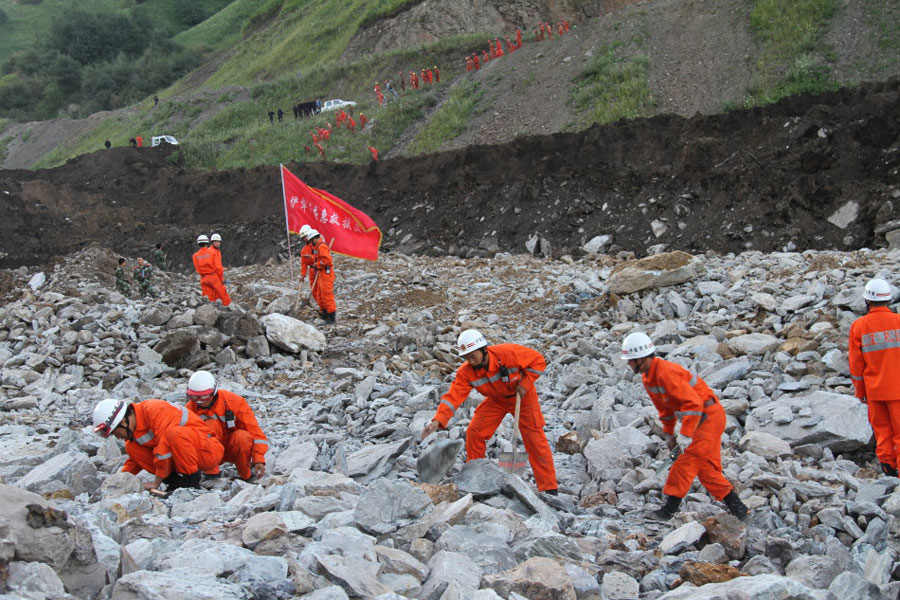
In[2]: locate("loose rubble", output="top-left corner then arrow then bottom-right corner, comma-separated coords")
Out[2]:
0,244 -> 899,599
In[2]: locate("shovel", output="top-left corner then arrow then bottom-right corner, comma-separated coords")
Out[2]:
655,445 -> 682,477
498,392 -> 528,474
417,438 -> 463,484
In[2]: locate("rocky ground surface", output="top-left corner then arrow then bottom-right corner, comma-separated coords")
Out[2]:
0,243 -> 899,599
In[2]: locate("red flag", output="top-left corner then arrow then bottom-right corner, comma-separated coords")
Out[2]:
281,164 -> 382,261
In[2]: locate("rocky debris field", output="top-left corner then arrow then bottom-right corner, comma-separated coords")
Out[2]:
0,243 -> 899,599
1,78 -> 899,272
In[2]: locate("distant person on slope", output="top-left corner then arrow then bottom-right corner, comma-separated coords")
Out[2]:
132,257 -> 155,298
621,332 -> 748,521
308,229 -> 336,323
849,278 -> 900,477
115,257 -> 131,295
152,243 -> 168,271
192,235 -> 230,306
208,233 -> 231,306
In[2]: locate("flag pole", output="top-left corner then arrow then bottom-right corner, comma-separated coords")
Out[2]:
279,164 -> 296,288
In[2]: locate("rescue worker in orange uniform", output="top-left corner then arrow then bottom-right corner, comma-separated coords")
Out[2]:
193,234 -> 231,306
367,146 -> 379,161
308,229 -> 336,323
849,278 -> 900,477
185,370 -> 269,481
421,329 -> 558,494
209,233 -> 231,306
621,332 -> 748,520
473,54 -> 480,70
516,28 -> 522,48
298,224 -> 317,290
92,398 -> 223,494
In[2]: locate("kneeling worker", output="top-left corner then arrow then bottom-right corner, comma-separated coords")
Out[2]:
621,331 -> 748,520
185,370 -> 268,481
421,329 -> 558,493
92,398 -> 224,494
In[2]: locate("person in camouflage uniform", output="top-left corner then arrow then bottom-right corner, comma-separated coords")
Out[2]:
115,258 -> 131,295
152,243 -> 168,271
133,257 -> 155,298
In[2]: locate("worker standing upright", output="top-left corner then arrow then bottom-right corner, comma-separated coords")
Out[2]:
208,233 -> 231,306
849,278 -> 900,477
193,235 -> 229,305
308,229 -> 336,323
621,331 -> 748,520
421,329 -> 558,494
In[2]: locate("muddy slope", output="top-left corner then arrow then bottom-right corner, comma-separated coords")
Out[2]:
1,78 -> 898,270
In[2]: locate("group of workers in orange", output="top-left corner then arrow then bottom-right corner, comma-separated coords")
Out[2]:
92,369 -> 268,494
534,19 -> 570,41
192,233 -> 231,306
302,109 -> 373,160
464,19 -> 570,71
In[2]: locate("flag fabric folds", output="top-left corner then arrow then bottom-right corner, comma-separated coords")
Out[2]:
281,164 -> 382,261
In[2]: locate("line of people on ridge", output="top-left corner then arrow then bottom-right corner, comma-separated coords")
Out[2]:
91,268 -> 899,523
465,19 -> 571,71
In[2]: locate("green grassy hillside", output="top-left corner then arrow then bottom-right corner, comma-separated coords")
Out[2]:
6,0 -> 900,172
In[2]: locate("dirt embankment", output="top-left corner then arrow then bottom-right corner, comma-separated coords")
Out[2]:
1,78 -> 898,270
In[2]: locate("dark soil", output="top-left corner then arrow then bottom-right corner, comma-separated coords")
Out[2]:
1,78 -> 898,270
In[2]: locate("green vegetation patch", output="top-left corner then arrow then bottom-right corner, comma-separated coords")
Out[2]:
568,44 -> 653,127
407,81 -> 481,155
748,0 -> 839,104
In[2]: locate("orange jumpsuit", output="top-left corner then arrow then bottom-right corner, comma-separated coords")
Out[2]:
193,247 -> 230,306
122,399 -> 223,479
433,344 -> 557,491
209,245 -> 232,306
849,306 -> 900,468
642,357 -> 733,500
311,239 -> 336,314
299,240 -> 316,288
186,390 -> 269,480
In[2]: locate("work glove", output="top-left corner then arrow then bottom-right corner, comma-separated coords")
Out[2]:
676,433 -> 693,452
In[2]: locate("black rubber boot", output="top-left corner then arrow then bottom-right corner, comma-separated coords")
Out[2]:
651,495 -> 682,520
723,490 -> 749,520
326,311 -> 336,323
541,488 -> 558,496
163,471 -> 202,493
881,463 -> 898,477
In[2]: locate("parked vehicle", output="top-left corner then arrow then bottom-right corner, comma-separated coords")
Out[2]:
321,99 -> 357,112
151,135 -> 180,147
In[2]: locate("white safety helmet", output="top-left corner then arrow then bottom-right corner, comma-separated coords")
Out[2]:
197,234 -> 209,245
187,370 -> 217,399
299,224 -> 312,239
863,278 -> 893,302
210,233 -> 222,242
457,329 -> 488,357
92,399 -> 131,437
308,228 -> 320,240
621,332 -> 655,360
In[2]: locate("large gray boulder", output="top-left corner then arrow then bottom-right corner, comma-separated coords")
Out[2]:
261,313 -> 326,352
745,391 -> 872,451
608,252 -> 704,294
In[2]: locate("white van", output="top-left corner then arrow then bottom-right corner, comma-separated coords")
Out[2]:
151,135 -> 180,147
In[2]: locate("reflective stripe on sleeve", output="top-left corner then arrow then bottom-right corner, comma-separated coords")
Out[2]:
862,340 -> 900,353
440,399 -> 456,414
526,368 -> 543,376
178,405 -> 188,426
648,386 -> 666,394
155,452 -> 172,460
136,431 -> 154,444
689,373 -> 698,387
253,439 -> 268,445
850,375 -> 864,381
